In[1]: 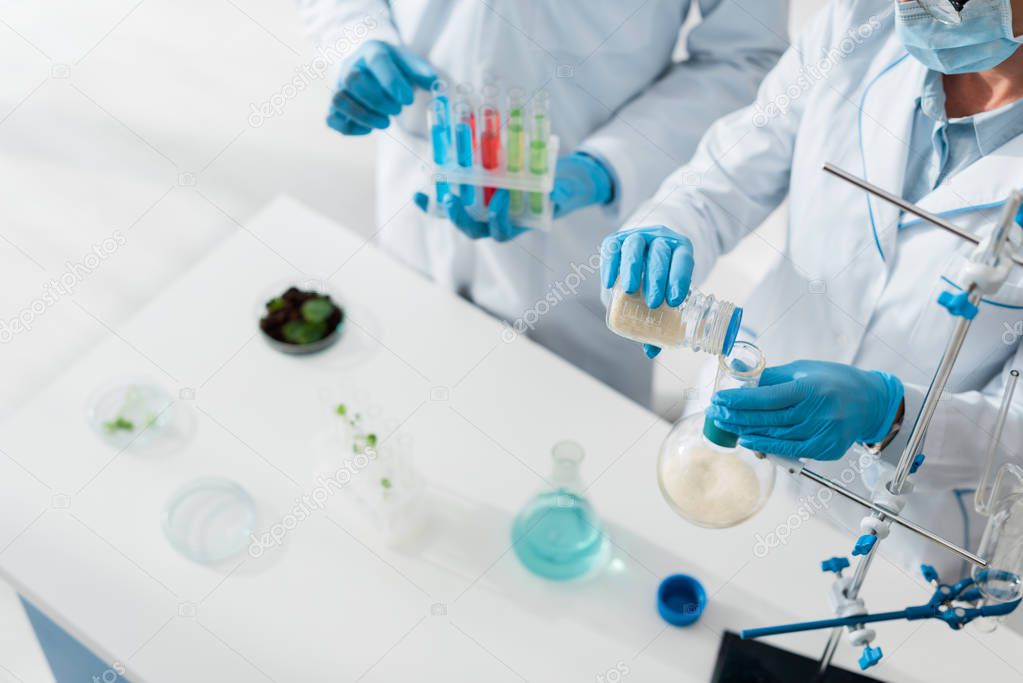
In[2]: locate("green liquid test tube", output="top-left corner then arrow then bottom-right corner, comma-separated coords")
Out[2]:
529,90 -> 550,215
506,88 -> 525,215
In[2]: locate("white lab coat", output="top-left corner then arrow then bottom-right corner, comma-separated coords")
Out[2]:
633,0 -> 1023,577
298,0 -> 789,404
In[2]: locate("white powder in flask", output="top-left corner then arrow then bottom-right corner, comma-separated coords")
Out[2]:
658,442 -> 761,528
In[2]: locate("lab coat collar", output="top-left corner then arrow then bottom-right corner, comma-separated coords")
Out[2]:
903,130 -> 1023,227
858,52 -> 927,262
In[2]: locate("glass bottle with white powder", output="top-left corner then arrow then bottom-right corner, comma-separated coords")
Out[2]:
605,282 -> 742,356
657,341 -> 775,528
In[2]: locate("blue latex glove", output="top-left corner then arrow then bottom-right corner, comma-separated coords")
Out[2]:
327,40 -> 436,135
705,360 -> 905,461
600,226 -> 694,358
412,151 -> 614,242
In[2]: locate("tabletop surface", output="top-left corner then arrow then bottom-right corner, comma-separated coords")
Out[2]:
1,196 -> 1021,683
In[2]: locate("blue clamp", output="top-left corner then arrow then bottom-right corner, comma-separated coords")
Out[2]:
821,557 -> 850,574
938,290 -> 979,320
852,534 -> 877,557
910,453 -> 926,475
920,564 -> 939,583
859,645 -> 883,670
740,568 -> 1022,642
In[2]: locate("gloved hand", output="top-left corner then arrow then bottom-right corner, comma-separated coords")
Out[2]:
412,151 -> 614,242
705,360 -> 905,461
414,188 -> 526,242
327,40 -> 436,135
600,226 -> 694,358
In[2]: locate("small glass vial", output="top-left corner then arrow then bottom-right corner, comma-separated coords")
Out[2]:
605,282 -> 742,356
657,342 -> 774,528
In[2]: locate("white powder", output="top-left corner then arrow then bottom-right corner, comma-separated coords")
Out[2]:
606,289 -> 686,348
659,443 -> 761,527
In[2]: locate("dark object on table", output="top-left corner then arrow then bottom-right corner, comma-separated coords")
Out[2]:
710,632 -> 882,683
259,286 -> 344,354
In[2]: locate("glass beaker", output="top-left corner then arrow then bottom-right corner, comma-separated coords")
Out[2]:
657,342 -> 775,528
511,441 -> 608,580
973,463 -> 1023,602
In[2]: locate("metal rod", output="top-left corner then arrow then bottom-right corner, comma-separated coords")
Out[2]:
891,305 -> 978,492
798,468 -> 988,566
822,163 -> 1023,266
817,627 -> 842,678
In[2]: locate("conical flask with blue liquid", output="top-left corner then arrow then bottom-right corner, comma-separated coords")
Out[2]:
511,441 -> 608,580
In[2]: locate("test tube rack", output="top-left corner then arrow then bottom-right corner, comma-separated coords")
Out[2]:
427,81 -> 560,231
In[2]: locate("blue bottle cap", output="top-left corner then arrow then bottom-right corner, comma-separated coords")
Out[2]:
723,307 -> 743,356
657,574 -> 706,627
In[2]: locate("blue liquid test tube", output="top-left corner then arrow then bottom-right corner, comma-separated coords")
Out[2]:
453,100 -> 475,207
429,80 -> 452,205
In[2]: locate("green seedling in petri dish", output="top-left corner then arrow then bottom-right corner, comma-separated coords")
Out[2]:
282,320 -> 327,345
301,297 -> 334,324
381,477 -> 391,489
266,297 -> 287,313
334,404 -> 378,455
103,416 -> 135,433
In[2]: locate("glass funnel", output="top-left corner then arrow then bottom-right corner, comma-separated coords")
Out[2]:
657,341 -> 775,528
511,441 -> 608,580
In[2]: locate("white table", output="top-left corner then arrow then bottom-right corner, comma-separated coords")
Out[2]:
1,197 -> 1021,683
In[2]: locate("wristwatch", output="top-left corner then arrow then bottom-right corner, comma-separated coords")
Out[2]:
864,398 -> 905,455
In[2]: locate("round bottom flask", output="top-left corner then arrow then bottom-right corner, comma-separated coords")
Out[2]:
657,342 -> 775,528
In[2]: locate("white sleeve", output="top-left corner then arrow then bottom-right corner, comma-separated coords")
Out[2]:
296,0 -> 402,84
886,343 -> 1023,491
617,2 -> 849,287
581,0 -> 789,224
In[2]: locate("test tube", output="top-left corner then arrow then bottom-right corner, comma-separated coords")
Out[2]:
479,83 -> 501,206
529,89 -> 550,214
454,100 -> 476,207
506,87 -> 526,215
429,80 -> 452,205
454,83 -> 477,152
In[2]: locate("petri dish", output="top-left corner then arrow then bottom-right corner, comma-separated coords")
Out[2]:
163,478 -> 257,564
86,380 -> 174,449
256,279 -> 345,356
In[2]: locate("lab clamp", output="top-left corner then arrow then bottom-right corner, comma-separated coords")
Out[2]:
426,80 -> 560,231
740,163 -> 1023,677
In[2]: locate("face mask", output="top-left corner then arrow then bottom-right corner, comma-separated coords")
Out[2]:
896,0 -> 1023,74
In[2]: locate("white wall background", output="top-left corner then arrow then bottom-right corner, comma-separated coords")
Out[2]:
0,2 -> 823,680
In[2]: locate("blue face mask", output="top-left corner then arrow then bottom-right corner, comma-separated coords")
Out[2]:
896,0 -> 1023,74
